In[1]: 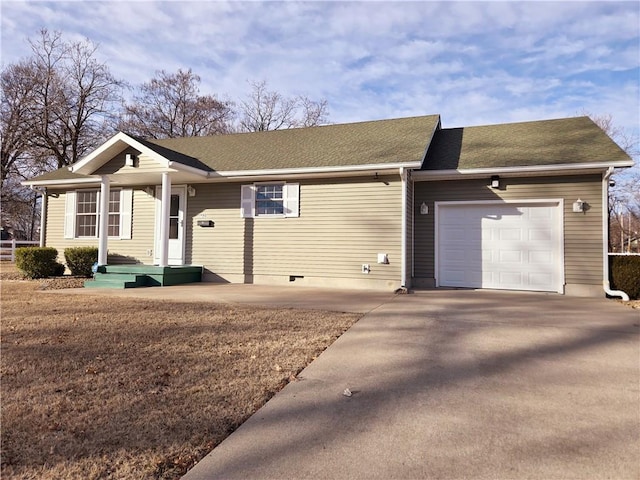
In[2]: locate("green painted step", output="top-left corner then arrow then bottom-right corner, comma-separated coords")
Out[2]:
85,265 -> 203,289
85,273 -> 148,289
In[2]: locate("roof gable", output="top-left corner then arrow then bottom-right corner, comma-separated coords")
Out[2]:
70,132 -> 211,176
422,116 -> 633,171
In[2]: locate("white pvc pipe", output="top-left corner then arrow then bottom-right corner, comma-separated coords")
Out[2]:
602,167 -> 629,301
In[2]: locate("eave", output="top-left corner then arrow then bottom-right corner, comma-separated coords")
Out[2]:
412,160 -> 635,181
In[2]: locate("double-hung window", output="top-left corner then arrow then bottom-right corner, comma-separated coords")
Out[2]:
65,189 -> 132,239
241,182 -> 299,218
75,190 -> 99,237
255,184 -> 284,216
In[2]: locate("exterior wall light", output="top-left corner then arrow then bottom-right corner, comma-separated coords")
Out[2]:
490,175 -> 500,189
187,185 -> 196,197
572,198 -> 585,213
420,202 -> 429,215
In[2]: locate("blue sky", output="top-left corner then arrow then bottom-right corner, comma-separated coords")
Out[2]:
1,1 -> 639,139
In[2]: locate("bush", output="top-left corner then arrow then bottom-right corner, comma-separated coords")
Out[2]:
610,255 -> 640,300
15,247 -> 66,279
64,246 -> 98,277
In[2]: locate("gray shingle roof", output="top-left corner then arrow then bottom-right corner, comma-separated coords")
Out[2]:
421,116 -> 631,170
146,115 -> 440,171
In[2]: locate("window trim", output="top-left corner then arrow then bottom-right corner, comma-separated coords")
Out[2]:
241,182 -> 299,219
64,188 -> 132,240
255,183 -> 285,217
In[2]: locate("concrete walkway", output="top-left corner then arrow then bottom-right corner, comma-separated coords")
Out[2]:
182,289 -> 639,480
47,282 -> 396,314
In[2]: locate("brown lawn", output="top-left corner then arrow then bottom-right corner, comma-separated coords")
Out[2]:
0,270 -> 360,479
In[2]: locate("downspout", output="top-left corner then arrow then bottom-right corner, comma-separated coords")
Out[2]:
602,167 -> 629,301
400,167 -> 408,289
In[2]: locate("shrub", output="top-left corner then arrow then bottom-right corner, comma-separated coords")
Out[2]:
610,255 -> 640,300
15,247 -> 65,279
64,246 -> 98,277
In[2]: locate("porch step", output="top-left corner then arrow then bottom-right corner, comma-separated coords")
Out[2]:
84,265 -> 203,289
85,273 -> 148,289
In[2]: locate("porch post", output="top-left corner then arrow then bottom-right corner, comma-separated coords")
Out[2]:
158,172 -> 171,267
98,175 -> 110,265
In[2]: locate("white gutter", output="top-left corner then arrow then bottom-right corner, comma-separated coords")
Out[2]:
22,176 -> 102,187
210,161 -> 422,179
167,161 -> 210,177
400,167 -> 408,289
412,160 -> 634,180
602,166 -> 629,301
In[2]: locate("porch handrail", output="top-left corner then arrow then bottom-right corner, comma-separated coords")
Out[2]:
0,239 -> 40,262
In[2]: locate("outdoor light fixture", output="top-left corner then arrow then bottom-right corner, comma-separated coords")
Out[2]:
490,175 -> 500,189
125,153 -> 136,167
420,202 -> 429,215
187,185 -> 196,197
572,198 -> 585,213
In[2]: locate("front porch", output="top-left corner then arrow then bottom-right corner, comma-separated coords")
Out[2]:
85,265 -> 202,289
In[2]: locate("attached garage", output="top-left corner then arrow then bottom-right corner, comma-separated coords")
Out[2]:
435,201 -> 563,293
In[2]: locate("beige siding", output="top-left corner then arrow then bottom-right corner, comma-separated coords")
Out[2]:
94,149 -> 166,176
44,175 -> 403,289
187,176 -> 403,288
45,188 -> 156,265
413,175 -> 603,289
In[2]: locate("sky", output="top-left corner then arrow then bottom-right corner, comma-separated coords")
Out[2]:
1,0 -> 639,141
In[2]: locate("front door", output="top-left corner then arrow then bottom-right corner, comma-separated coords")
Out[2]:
155,186 -> 186,265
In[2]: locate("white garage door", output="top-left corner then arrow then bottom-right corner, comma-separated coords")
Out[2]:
437,201 -> 563,293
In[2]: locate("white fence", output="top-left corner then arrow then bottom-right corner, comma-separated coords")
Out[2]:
0,239 -> 40,262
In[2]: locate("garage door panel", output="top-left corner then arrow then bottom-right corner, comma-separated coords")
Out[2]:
529,228 -> 552,241
499,228 -> 522,241
499,250 -> 523,263
499,271 -> 523,286
437,202 -> 562,293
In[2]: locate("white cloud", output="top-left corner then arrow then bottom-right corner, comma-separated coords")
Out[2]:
1,0 -> 638,137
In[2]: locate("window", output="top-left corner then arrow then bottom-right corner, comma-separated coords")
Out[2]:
108,190 -> 121,237
256,184 -> 284,216
241,183 -> 299,218
65,189 -> 132,240
76,190 -> 98,237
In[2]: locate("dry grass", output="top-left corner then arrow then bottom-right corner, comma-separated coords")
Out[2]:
0,272 -> 360,479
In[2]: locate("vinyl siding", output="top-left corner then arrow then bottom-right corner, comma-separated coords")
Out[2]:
187,176 -> 403,287
45,188 -> 156,264
94,149 -> 164,176
414,175 -> 603,287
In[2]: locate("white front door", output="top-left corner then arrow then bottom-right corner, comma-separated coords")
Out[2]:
155,186 -> 186,265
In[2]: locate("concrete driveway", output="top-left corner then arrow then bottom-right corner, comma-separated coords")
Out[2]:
183,288 -> 639,480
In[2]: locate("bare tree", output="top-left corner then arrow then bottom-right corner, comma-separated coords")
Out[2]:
587,112 -> 640,252
238,80 -> 329,132
118,69 -> 234,139
22,29 -> 123,170
1,29 -> 123,239
1,60 -> 37,186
